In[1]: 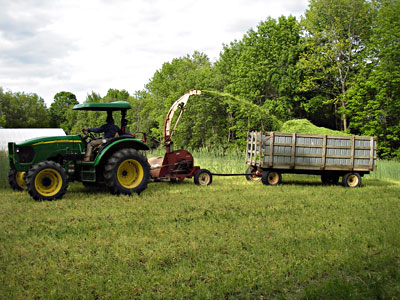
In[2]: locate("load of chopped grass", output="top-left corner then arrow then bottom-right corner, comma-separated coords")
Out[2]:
280,119 -> 351,136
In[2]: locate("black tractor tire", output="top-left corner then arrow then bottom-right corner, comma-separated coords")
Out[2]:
194,169 -> 213,186
321,175 -> 340,185
261,170 -> 282,186
342,172 -> 361,188
25,161 -> 69,201
8,169 -> 26,191
103,149 -> 150,195
245,166 -> 261,182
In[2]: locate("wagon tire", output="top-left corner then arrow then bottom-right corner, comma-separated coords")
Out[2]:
104,148 -> 150,195
321,175 -> 339,185
342,172 -> 361,188
194,169 -> 212,186
245,166 -> 261,182
8,169 -> 26,191
261,170 -> 282,186
26,161 -> 68,201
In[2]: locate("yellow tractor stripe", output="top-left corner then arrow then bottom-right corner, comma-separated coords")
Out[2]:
33,140 -> 82,146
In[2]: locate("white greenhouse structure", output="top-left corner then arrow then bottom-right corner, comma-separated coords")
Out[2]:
0,128 -> 66,151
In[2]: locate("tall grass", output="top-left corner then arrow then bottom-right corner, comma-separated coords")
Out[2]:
0,151 -> 9,188
366,159 -> 400,181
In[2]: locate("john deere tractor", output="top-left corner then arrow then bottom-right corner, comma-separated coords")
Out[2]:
8,101 -> 150,200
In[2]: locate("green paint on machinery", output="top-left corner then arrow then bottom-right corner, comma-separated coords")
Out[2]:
8,101 -> 151,200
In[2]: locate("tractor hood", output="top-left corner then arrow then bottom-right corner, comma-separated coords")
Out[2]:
17,135 -> 83,147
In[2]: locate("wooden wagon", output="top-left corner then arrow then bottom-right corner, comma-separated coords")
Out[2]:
245,131 -> 377,187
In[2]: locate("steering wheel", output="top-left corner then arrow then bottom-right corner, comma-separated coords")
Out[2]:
81,129 -> 96,143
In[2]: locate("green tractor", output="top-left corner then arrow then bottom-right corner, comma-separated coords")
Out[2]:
8,101 -> 150,200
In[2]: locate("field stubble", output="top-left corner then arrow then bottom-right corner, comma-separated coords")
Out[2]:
0,150 -> 399,299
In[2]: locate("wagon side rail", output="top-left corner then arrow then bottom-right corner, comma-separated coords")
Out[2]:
246,131 -> 377,172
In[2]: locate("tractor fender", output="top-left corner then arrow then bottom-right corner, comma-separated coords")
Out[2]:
93,138 -> 149,166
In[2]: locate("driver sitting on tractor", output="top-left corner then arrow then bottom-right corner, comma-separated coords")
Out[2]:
82,116 -> 119,161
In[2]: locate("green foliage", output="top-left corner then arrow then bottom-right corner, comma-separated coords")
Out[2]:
103,88 -> 130,102
200,90 -> 281,148
280,119 -> 351,136
300,0 -> 373,130
0,88 -> 50,128
346,0 -> 400,158
217,16 -> 303,121
49,91 -> 78,132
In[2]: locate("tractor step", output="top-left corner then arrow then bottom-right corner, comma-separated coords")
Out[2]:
80,164 -> 96,182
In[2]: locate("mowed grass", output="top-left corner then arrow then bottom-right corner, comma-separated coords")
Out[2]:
0,151 -> 399,299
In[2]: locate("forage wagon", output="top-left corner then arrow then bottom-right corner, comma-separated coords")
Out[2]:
245,131 -> 377,187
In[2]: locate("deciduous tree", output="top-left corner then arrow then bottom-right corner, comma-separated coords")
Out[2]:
299,0 -> 372,130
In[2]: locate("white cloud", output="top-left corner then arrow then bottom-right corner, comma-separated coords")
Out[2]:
0,0 -> 309,106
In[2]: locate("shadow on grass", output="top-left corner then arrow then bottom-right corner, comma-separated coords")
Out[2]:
302,253 -> 400,299
68,179 -> 194,195
279,178 -> 397,188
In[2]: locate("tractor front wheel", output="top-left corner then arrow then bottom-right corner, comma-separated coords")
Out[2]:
8,169 -> 26,191
104,149 -> 150,195
26,161 -> 68,200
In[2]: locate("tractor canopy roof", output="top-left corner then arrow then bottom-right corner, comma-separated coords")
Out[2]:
73,101 -> 131,111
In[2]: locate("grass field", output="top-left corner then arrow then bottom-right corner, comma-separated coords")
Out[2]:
1,150 -> 399,299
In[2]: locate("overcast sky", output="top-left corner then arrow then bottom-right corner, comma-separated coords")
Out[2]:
0,0 -> 308,106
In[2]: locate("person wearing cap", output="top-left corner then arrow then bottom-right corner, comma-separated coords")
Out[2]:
82,116 -> 119,161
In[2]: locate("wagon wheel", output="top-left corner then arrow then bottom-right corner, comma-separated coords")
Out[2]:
245,166 -> 261,182
342,173 -> 361,188
194,169 -> 212,186
261,170 -> 282,185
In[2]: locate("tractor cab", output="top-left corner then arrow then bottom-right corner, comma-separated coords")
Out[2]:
72,101 -> 138,160
73,100 -> 132,136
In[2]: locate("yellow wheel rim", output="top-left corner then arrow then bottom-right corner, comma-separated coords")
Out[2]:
16,171 -> 26,190
198,173 -> 211,185
268,172 -> 280,185
117,159 -> 144,189
347,174 -> 359,187
34,169 -> 62,197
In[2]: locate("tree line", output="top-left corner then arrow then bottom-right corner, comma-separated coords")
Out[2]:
0,0 -> 399,158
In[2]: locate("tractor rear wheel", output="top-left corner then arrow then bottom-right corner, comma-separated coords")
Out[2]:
104,149 -> 150,195
8,169 -> 26,191
26,161 -> 68,200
